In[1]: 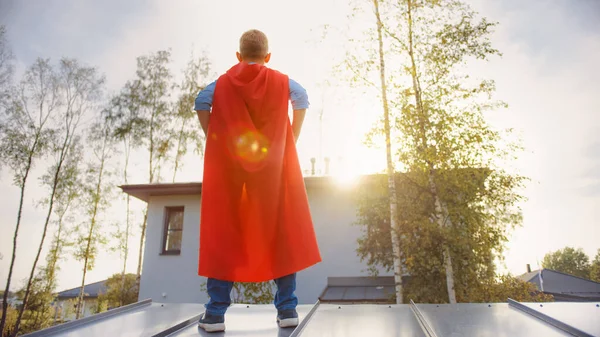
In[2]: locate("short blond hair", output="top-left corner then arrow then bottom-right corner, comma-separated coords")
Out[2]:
239,29 -> 269,60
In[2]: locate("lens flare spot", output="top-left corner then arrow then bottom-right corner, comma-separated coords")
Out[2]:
211,132 -> 218,140
233,130 -> 270,163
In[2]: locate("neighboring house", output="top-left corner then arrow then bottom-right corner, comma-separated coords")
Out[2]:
55,280 -> 108,321
0,291 -> 22,308
120,176 -> 393,305
519,268 -> 600,301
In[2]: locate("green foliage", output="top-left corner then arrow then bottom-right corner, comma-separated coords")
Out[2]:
171,51 -> 212,181
0,25 -> 14,108
14,274 -> 56,335
0,58 -> 55,186
109,50 -> 174,184
107,49 -> 213,287
89,299 -> 108,316
0,306 -> 17,337
340,0 -> 526,303
468,275 -> 553,303
199,281 -> 275,305
97,274 -> 139,309
590,249 -> 600,283
2,57 -> 104,335
542,247 -> 591,279
71,115 -> 117,319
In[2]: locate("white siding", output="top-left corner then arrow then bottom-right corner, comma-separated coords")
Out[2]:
139,195 -> 206,304
138,185 -> 390,305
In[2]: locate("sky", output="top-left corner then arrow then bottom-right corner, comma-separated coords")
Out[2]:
0,0 -> 599,292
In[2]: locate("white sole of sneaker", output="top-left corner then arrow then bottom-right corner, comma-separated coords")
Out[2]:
278,317 -> 299,328
198,322 -> 225,333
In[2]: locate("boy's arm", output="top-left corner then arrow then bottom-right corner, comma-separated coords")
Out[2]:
292,109 -> 306,142
289,79 -> 309,143
194,81 -> 217,136
197,111 -> 210,136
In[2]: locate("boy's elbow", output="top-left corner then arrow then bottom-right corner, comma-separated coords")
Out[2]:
194,99 -> 211,112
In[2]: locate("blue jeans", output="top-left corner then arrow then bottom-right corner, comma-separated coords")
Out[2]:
205,273 -> 298,316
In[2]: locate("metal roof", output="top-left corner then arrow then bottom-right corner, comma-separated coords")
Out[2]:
519,269 -> 600,301
22,298 -> 599,337
56,280 -> 107,299
319,276 -> 402,303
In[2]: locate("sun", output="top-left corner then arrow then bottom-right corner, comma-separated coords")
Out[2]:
327,147 -> 386,187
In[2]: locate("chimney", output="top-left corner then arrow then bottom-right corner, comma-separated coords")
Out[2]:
526,264 -> 531,273
324,157 -> 330,175
310,158 -> 316,176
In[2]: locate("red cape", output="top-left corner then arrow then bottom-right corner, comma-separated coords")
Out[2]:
198,62 -> 322,282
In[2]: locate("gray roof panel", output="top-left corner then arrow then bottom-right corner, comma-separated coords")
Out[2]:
520,302 -> 600,336
297,304 -> 426,337
320,286 -> 395,303
23,301 -> 204,337
56,280 -> 107,298
23,300 -> 598,337
320,287 -> 346,301
325,276 -> 395,287
417,303 -> 570,337
169,304 -> 314,337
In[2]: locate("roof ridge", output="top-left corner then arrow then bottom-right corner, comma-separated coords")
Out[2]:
57,279 -> 108,295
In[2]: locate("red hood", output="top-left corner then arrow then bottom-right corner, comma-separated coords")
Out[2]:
226,62 -> 267,87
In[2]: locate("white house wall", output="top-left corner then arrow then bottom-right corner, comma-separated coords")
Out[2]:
140,194 -> 205,304
138,185 -> 390,305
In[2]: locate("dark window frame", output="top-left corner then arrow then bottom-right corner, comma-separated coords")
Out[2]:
161,206 -> 185,255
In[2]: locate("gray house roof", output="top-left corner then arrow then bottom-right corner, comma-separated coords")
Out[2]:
21,298 -> 600,337
319,276 -> 411,303
519,269 -> 600,301
56,280 -> 107,299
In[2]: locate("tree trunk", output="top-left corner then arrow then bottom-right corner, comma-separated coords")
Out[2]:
136,112 -> 155,292
13,156 -> 63,336
373,0 -> 404,304
76,256 -> 90,319
120,144 -> 131,307
135,210 -> 148,292
405,0 -> 457,304
0,137 -> 38,333
76,136 -> 107,319
172,120 -> 185,182
0,173 -> 30,334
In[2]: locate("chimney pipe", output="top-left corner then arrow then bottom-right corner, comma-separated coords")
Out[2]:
324,157 -> 330,175
310,158 -> 316,176
526,264 -> 531,273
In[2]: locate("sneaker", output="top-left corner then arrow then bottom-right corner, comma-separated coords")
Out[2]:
277,309 -> 299,328
198,312 -> 225,332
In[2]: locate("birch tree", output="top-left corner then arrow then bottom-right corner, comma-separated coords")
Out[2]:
73,116 -> 116,319
13,58 -> 104,333
0,25 -> 14,103
39,139 -> 83,295
106,92 -> 141,299
111,50 -> 174,288
349,0 -> 526,303
171,52 -> 212,182
371,0 -> 404,304
327,0 -> 407,303
0,59 -> 56,334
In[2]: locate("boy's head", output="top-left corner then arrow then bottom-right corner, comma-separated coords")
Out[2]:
237,29 -> 271,64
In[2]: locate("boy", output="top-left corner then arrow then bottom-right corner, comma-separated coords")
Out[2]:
194,29 -> 322,333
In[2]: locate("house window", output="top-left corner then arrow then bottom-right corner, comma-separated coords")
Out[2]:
162,206 -> 184,255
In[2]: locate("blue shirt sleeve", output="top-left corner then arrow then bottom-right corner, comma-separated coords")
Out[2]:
289,78 -> 309,110
194,80 -> 216,111
193,78 -> 309,111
